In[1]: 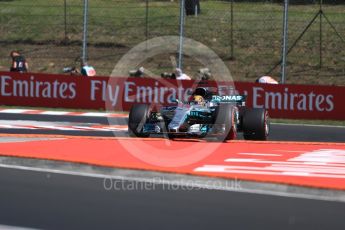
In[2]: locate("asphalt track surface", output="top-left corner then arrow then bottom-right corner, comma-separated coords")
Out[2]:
0,112 -> 345,229
0,165 -> 345,230
0,113 -> 345,142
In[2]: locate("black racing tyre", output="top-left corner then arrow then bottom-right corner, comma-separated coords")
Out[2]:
128,104 -> 150,137
216,104 -> 237,141
243,108 -> 269,140
167,133 -> 175,140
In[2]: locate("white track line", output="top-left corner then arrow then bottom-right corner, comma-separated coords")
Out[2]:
0,109 -> 128,118
0,124 -> 127,132
225,158 -> 345,167
40,111 -> 70,115
80,112 -> 114,117
0,163 -> 344,202
237,153 -> 282,157
273,150 -> 306,153
0,124 -> 36,129
0,224 -> 36,230
0,109 -> 34,113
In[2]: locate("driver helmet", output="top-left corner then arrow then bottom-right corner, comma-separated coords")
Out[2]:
193,95 -> 205,105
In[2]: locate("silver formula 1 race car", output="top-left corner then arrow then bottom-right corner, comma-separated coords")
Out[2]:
128,87 -> 269,141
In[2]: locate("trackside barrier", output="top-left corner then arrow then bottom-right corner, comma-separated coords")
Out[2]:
0,71 -> 344,120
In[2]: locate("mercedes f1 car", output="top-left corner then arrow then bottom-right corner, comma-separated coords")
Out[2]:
128,87 -> 269,141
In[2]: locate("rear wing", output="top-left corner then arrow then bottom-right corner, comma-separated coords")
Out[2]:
211,95 -> 246,104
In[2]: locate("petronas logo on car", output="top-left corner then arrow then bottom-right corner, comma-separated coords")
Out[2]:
212,95 -> 245,102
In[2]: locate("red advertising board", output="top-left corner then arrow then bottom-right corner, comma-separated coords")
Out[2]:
0,71 -> 344,120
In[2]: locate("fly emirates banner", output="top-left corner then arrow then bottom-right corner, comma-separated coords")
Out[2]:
0,72 -> 344,120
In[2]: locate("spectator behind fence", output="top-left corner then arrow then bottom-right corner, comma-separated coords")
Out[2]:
129,66 -> 145,77
197,68 -> 212,80
175,68 -> 191,80
63,66 -> 80,75
255,75 -> 279,84
10,50 -> 28,73
81,61 -> 96,76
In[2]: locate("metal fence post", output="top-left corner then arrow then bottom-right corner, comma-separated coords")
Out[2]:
64,0 -> 67,43
280,0 -> 289,84
178,0 -> 185,69
230,0 -> 234,59
145,0 -> 149,42
319,0 -> 323,68
82,0 -> 89,63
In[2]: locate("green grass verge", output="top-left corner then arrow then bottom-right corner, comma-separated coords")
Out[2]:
0,0 -> 344,85
271,118 -> 345,126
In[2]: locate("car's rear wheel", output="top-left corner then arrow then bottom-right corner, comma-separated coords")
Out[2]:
243,108 -> 269,140
128,104 -> 150,137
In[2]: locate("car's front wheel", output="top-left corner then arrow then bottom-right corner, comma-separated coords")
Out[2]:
243,108 -> 269,140
216,104 -> 237,142
128,104 -> 150,137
